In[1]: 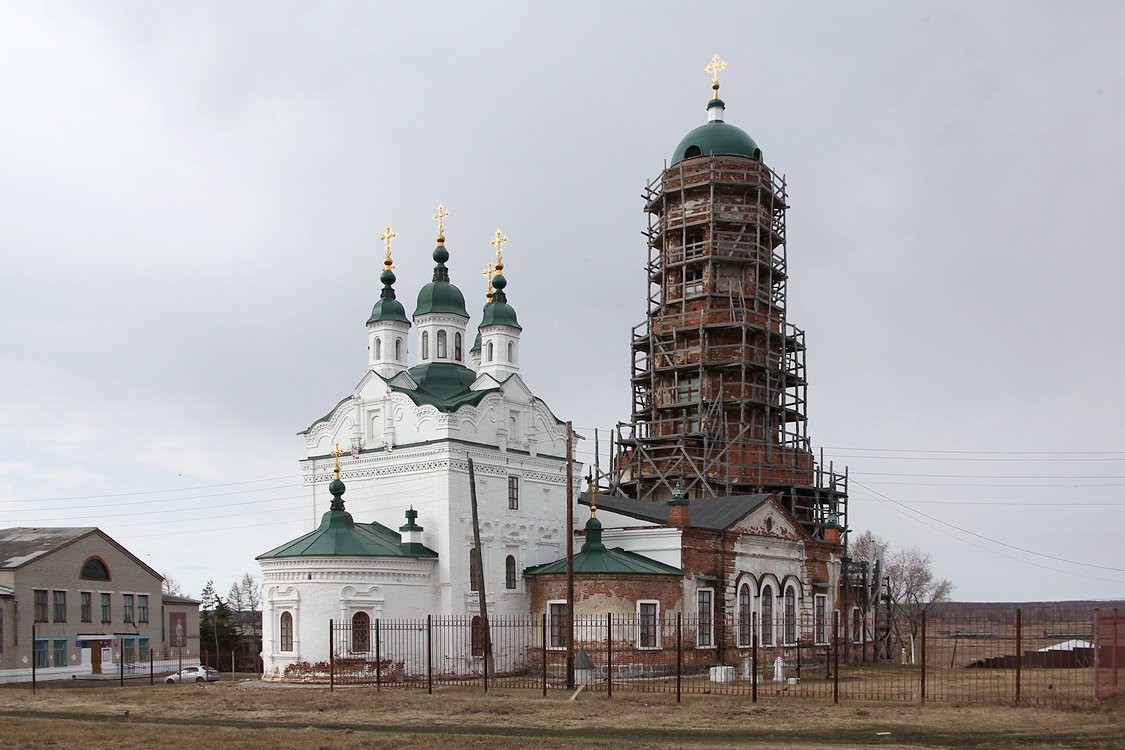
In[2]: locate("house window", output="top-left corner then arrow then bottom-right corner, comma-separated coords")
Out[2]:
697,588 -> 714,648
437,330 -> 448,358
814,595 -> 828,645
638,601 -> 660,649
784,586 -> 797,645
486,342 -> 494,362
421,331 -> 429,359
138,637 -> 150,659
123,594 -> 135,624
374,338 -> 382,361
33,640 -> 48,668
53,639 -> 67,667
123,637 -> 135,665
737,583 -> 753,646
454,332 -> 462,360
760,585 -> 774,646
138,595 -> 149,623
33,590 -> 48,622
469,548 -> 481,592
505,555 -> 517,589
280,612 -> 294,652
507,341 -> 514,362
395,337 -> 403,360
352,612 -> 370,652
100,593 -> 111,623
471,615 -> 485,656
508,476 -> 519,510
548,601 -> 567,649
852,607 -> 864,644
52,590 -> 66,622
80,557 -> 110,581
80,592 -> 92,623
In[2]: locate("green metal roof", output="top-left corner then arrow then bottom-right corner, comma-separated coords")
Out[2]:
523,516 -> 682,577
479,274 -> 521,329
672,120 -> 761,165
414,243 -> 469,318
391,361 -> 496,412
369,267 -> 410,324
256,485 -> 437,560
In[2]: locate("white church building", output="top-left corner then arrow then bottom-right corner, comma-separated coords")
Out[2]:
257,221 -> 576,679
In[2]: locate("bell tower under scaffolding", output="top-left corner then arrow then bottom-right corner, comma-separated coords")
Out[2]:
610,65 -> 847,538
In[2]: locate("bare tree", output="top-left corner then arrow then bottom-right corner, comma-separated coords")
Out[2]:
162,576 -> 185,597
885,546 -> 954,659
240,572 -> 261,611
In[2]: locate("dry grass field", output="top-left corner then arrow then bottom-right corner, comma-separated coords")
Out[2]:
0,679 -> 1121,750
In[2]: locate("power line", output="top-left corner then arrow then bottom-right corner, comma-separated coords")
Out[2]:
5,493 -> 312,523
851,497 -> 1122,507
3,482 -> 306,512
12,474 -> 303,503
852,480 -> 1125,573
825,446 -> 1125,455
827,454 -> 1125,463
853,471 -> 1125,480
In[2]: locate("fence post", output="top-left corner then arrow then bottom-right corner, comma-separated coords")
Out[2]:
329,619 -> 334,693
231,651 -> 235,674
751,614 -> 758,704
483,615 -> 489,693
178,648 -> 182,676
606,612 -> 612,698
1014,608 -> 1022,704
541,612 -> 547,697
31,622 -> 36,695
426,614 -> 433,695
119,645 -> 124,687
375,619 -> 381,692
919,610 -> 927,704
1113,608 -> 1120,698
1093,608 -> 1101,702
676,611 -> 682,704
150,648 -> 154,686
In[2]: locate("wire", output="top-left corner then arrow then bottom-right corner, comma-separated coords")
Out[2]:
852,480 -> 1125,573
3,482 -> 306,512
4,493 -> 312,523
850,497 -> 1122,507
827,454 -> 1125,463
11,474 -> 303,503
853,471 -> 1125,480
825,446 -> 1125,455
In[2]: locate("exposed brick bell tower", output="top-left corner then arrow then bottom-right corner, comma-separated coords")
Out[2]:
612,59 -> 847,538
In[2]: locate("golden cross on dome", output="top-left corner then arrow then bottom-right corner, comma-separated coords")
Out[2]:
433,204 -> 448,242
380,226 -> 396,268
588,473 -> 598,516
482,261 -> 496,300
490,229 -> 508,269
706,54 -> 727,93
331,442 -> 344,479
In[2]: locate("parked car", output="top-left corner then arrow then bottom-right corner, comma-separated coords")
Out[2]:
165,666 -> 221,684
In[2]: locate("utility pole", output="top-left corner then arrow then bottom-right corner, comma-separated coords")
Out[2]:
467,457 -> 494,681
565,421 -> 575,690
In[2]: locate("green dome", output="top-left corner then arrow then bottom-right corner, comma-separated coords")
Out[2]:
368,266 -> 409,324
415,242 -> 469,318
671,119 -> 761,165
479,273 -> 521,329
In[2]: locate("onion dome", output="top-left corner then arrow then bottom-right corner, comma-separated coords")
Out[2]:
480,273 -> 521,329
414,240 -> 469,318
368,265 -> 408,324
672,55 -> 761,165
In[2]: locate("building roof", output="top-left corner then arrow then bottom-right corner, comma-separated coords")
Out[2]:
0,527 -> 164,580
672,98 -> 761,165
523,515 -> 682,577
414,242 -> 469,318
257,483 -> 437,560
479,274 -> 520,329
392,361 -> 496,412
578,492 -> 773,531
162,594 -> 202,606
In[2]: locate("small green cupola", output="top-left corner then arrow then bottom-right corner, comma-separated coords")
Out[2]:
368,227 -> 409,324
477,230 -> 522,380
414,207 -> 469,319
368,226 -> 411,377
671,55 -> 762,166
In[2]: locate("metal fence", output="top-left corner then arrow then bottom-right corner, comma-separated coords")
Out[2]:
315,607 -> 1115,705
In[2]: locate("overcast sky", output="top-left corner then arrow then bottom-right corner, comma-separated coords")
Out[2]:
2,1 -> 1123,603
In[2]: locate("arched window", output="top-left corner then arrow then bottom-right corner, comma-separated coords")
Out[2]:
784,586 -> 797,644
352,612 -> 370,652
471,615 -> 485,656
80,557 -> 110,581
437,330 -> 448,358
374,338 -> 381,361
684,144 -> 702,159
469,547 -> 481,592
421,331 -> 429,360
505,555 -> 516,589
760,584 -> 774,646
280,612 -> 293,652
507,341 -> 514,363
454,332 -> 462,361
738,583 -> 752,646
486,342 -> 493,363
395,337 -> 403,361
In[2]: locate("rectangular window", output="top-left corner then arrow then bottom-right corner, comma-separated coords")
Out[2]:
53,590 -> 66,622
123,594 -> 135,623
80,592 -> 92,623
123,637 -> 135,665
280,612 -> 293,652
814,595 -> 827,645
637,601 -> 660,649
33,589 -> 48,622
53,639 -> 67,667
508,476 -> 519,510
138,637 -> 150,660
33,640 -> 48,668
683,266 -> 704,297
100,593 -> 111,623
548,601 -> 567,649
138,595 -> 149,623
696,589 -> 714,648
